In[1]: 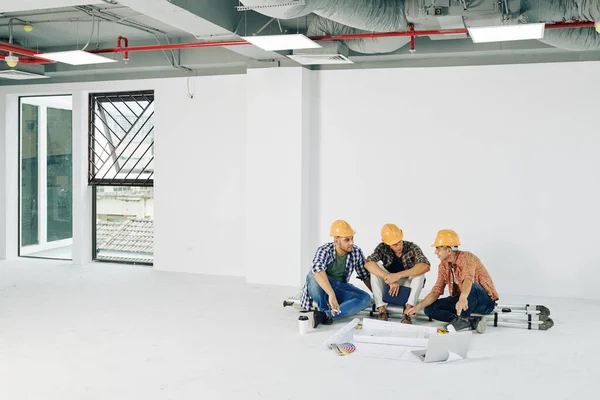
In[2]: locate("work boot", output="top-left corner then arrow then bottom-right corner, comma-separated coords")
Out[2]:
401,314 -> 412,324
313,310 -> 333,328
472,316 -> 487,334
376,306 -> 388,321
448,317 -> 472,332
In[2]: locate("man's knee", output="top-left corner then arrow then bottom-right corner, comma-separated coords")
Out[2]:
468,283 -> 484,294
306,273 -> 324,296
466,283 -> 485,301
409,275 -> 425,288
370,273 -> 384,285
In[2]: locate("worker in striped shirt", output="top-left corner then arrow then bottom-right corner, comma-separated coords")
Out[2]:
407,230 -> 498,333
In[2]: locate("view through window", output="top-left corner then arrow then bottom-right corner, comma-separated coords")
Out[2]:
89,91 -> 154,264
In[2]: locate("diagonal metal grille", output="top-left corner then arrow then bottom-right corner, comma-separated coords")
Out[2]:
88,90 -> 154,186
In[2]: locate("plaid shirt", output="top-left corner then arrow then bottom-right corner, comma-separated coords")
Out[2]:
431,250 -> 499,301
365,241 -> 430,271
300,242 -> 369,310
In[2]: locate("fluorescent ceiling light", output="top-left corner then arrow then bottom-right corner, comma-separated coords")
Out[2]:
0,70 -> 49,80
468,23 -> 545,43
242,34 -> 321,51
34,50 -> 117,65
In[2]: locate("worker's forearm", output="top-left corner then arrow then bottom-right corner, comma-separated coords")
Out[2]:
314,271 -> 335,296
416,292 -> 440,310
399,263 -> 430,278
460,279 -> 473,300
364,261 -> 388,279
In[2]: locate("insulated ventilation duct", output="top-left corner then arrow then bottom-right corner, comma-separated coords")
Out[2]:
522,0 -> 600,50
308,15 -> 410,54
242,0 -> 600,53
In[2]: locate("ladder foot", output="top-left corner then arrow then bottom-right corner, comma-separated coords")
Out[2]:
539,318 -> 554,331
536,305 -> 551,317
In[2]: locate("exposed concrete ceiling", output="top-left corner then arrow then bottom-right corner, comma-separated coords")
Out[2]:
1,0 -> 600,86
0,5 -> 192,48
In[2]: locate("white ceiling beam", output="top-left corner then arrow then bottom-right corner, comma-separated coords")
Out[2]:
0,1 -> 103,13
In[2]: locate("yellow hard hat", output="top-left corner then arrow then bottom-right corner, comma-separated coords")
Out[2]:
381,223 -> 403,245
432,229 -> 461,247
330,220 -> 356,237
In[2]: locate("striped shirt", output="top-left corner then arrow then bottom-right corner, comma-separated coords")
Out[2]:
300,242 -> 369,310
431,250 -> 499,301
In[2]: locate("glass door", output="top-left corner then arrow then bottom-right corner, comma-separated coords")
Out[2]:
19,95 -> 73,260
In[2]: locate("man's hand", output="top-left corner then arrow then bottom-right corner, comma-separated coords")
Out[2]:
407,304 -> 420,317
384,272 -> 402,285
328,294 -> 341,316
455,297 -> 468,316
388,282 -> 400,297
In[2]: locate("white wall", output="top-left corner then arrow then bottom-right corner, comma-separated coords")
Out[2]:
3,61 -> 600,301
0,75 -> 247,276
154,75 -> 246,276
0,93 -> 16,260
315,62 -> 600,300
245,68 -> 314,286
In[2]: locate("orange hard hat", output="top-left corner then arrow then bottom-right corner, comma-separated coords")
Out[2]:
330,220 -> 356,237
381,223 -> 403,246
432,229 -> 461,247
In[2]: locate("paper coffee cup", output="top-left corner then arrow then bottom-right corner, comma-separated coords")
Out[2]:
298,316 -> 309,335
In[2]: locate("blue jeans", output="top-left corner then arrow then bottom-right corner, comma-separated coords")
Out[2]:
424,283 -> 496,323
306,273 -> 372,319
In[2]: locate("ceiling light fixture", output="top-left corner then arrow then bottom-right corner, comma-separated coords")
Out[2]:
287,54 -> 353,65
0,70 -> 49,80
468,23 -> 545,43
242,34 -> 321,51
36,10 -> 116,66
5,54 -> 19,68
34,50 -> 117,65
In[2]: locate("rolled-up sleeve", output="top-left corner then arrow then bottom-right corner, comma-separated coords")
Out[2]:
412,245 -> 430,266
311,245 -> 330,274
365,243 -> 384,264
430,268 -> 447,295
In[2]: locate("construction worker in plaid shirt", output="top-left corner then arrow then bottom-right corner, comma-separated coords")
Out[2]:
407,230 -> 499,333
300,220 -> 372,328
364,224 -> 430,324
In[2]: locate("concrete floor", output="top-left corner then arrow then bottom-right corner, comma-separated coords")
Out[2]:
0,258 -> 596,399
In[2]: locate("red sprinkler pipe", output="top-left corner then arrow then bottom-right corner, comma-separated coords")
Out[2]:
544,21 -> 595,29
0,42 -> 41,57
409,23 -> 415,53
311,27 -> 469,42
89,39 -> 249,55
117,36 -> 129,62
0,53 -> 54,64
1,21 -> 596,59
